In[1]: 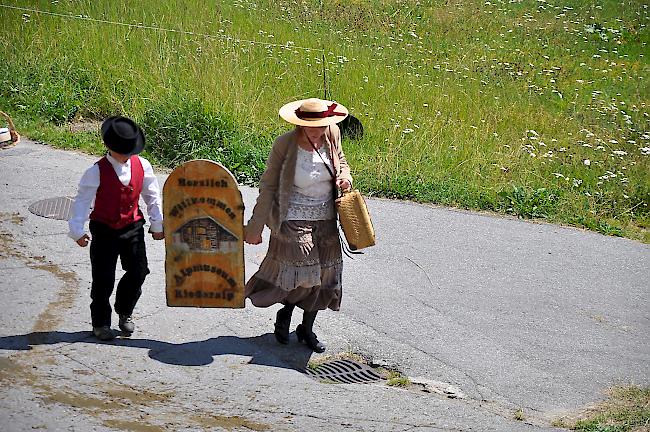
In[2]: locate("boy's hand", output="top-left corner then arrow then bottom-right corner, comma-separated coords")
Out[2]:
151,231 -> 165,240
76,234 -> 90,247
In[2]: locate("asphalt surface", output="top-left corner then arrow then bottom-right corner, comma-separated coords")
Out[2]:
0,140 -> 648,432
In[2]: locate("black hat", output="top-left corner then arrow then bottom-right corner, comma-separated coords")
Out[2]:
100,116 -> 145,155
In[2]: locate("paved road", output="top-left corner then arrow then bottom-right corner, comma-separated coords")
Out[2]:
0,140 -> 648,431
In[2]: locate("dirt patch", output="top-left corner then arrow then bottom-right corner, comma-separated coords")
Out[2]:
0,213 -> 275,430
45,390 -> 117,410
7,213 -> 24,225
102,419 -> 168,432
68,120 -> 101,134
0,212 -> 80,333
102,386 -> 175,405
1,355 -> 173,427
0,230 -> 17,260
191,414 -> 271,431
0,356 -> 22,381
30,263 -> 79,333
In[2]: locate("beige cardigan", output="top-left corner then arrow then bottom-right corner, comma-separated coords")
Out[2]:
246,125 -> 353,236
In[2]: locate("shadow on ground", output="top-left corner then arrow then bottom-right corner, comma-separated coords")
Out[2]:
0,331 -> 313,371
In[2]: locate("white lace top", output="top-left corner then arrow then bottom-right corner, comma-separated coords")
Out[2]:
285,146 -> 335,221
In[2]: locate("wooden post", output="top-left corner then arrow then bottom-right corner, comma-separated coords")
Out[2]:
163,160 -> 245,308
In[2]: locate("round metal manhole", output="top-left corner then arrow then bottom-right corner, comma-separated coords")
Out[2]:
28,197 -> 74,221
305,359 -> 384,384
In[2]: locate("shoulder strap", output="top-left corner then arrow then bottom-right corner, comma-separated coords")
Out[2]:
305,129 -> 363,257
305,131 -> 336,180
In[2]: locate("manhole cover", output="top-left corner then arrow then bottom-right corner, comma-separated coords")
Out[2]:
305,359 -> 384,384
28,197 -> 74,220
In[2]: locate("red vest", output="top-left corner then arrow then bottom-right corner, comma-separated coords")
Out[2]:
90,156 -> 144,229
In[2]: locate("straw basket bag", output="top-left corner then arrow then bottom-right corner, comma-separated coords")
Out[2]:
336,189 -> 375,251
0,111 -> 20,150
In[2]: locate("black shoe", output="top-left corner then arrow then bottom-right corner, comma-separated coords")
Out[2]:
274,309 -> 291,344
92,326 -> 115,341
295,324 -> 326,353
118,314 -> 135,335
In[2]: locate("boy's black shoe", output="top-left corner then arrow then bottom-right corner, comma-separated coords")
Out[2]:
92,326 -> 115,341
118,315 -> 135,335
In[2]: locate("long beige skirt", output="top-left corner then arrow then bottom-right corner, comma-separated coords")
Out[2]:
245,219 -> 343,312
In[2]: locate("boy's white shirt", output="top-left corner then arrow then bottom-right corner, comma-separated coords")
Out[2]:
68,153 -> 164,241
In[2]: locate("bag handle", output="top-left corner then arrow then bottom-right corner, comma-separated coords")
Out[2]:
0,111 -> 20,148
0,111 -> 16,133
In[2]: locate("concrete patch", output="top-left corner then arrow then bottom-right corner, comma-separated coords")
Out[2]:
410,377 -> 466,399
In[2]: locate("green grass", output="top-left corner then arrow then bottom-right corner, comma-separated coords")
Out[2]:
0,0 -> 648,240
385,370 -> 411,388
514,408 -> 526,422
553,386 -> 650,432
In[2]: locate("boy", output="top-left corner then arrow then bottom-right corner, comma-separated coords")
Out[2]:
68,116 -> 164,340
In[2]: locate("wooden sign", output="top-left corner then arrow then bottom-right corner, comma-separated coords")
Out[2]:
163,160 -> 245,308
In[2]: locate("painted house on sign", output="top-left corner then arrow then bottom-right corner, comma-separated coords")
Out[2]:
172,217 -> 238,254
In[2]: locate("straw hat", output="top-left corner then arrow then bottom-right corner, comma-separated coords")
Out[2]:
279,98 -> 348,127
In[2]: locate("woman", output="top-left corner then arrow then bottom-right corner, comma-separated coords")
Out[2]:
244,98 -> 352,353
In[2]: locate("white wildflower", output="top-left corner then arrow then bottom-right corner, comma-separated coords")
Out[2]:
583,159 -> 591,166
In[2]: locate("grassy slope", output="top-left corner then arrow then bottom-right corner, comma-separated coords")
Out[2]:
0,0 -> 648,240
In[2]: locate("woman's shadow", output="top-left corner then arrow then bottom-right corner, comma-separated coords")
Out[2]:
0,330 -> 313,371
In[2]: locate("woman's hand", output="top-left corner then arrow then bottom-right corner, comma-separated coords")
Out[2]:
336,178 -> 351,192
244,226 -> 263,245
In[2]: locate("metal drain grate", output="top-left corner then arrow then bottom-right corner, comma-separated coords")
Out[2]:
28,197 -> 74,221
305,359 -> 384,384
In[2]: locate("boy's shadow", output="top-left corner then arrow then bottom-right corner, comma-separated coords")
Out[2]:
0,330 -> 313,371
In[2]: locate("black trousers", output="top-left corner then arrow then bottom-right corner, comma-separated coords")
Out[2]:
89,220 -> 150,327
